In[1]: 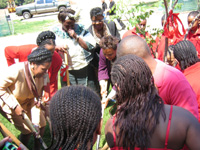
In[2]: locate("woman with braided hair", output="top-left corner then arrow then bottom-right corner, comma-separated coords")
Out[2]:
0,47 -> 52,149
4,30 -> 62,99
173,40 -> 200,121
48,85 -> 102,150
105,54 -> 200,149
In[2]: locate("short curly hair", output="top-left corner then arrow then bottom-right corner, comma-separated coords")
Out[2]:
99,35 -> 119,50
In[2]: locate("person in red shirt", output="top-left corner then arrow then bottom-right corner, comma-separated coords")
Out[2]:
122,19 -> 151,39
186,11 -> 200,58
122,19 -> 156,57
4,31 -> 62,99
117,35 -> 199,120
153,14 -> 183,61
173,40 -> 200,122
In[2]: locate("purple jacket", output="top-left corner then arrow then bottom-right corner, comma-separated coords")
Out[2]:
98,49 -> 111,81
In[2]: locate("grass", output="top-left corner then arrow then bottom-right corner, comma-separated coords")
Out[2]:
12,19 -> 58,35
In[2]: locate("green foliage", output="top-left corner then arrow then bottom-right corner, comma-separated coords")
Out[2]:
0,0 -> 9,9
0,0 -> 34,9
109,0 -> 161,58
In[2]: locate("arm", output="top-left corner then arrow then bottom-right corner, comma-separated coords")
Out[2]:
4,46 -> 19,66
68,28 -> 96,51
48,51 -> 62,97
0,65 -> 20,110
185,111 -> 200,149
98,49 -> 110,81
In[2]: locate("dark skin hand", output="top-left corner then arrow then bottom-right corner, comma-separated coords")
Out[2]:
67,29 -> 89,50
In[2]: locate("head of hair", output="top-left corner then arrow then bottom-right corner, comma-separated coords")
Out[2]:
90,7 -> 103,19
173,40 -> 199,70
36,30 -> 56,47
58,8 -> 76,23
28,46 -> 52,65
188,10 -> 199,18
111,54 -> 165,149
99,35 -> 119,50
49,85 -> 102,150
117,35 -> 151,59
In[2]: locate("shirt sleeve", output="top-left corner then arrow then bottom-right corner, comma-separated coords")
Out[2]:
0,65 -> 20,109
4,46 -> 19,66
98,49 -> 110,81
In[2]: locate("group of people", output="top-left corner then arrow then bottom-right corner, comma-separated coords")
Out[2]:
0,4 -> 200,150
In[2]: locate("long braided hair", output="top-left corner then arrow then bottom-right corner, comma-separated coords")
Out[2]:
173,40 -> 200,70
111,54 -> 165,149
48,85 -> 102,150
28,46 -> 52,65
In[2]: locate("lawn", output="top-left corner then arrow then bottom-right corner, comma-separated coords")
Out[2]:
13,19 -> 58,35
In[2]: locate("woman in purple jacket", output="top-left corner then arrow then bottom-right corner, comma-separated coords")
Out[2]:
98,35 -> 119,108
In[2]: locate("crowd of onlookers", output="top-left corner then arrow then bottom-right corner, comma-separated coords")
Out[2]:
0,0 -> 200,149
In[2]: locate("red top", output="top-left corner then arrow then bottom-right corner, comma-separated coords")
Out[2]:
153,34 -> 182,61
183,62 -> 200,122
122,27 -> 152,40
4,44 -> 37,66
111,106 -> 174,150
4,45 -> 62,98
187,28 -> 200,58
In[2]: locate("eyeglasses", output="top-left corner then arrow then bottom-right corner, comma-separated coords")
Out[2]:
92,19 -> 104,24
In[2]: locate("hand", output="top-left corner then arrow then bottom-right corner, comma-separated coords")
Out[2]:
14,105 -> 25,117
101,97 -> 110,109
68,29 -> 76,39
33,124 -> 40,138
0,137 -> 12,148
55,46 -> 68,54
100,83 -> 108,97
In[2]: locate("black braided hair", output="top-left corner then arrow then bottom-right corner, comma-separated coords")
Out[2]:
48,85 -> 102,150
28,46 -> 52,65
173,40 -> 200,70
36,30 -> 56,46
90,7 -> 103,19
99,35 -> 119,50
58,8 -> 76,23
111,54 -> 165,149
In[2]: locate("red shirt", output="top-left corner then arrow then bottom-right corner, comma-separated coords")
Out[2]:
4,45 -> 62,98
4,44 -> 37,66
153,34 -> 182,61
187,28 -> 200,58
183,62 -> 200,122
122,27 -> 151,39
